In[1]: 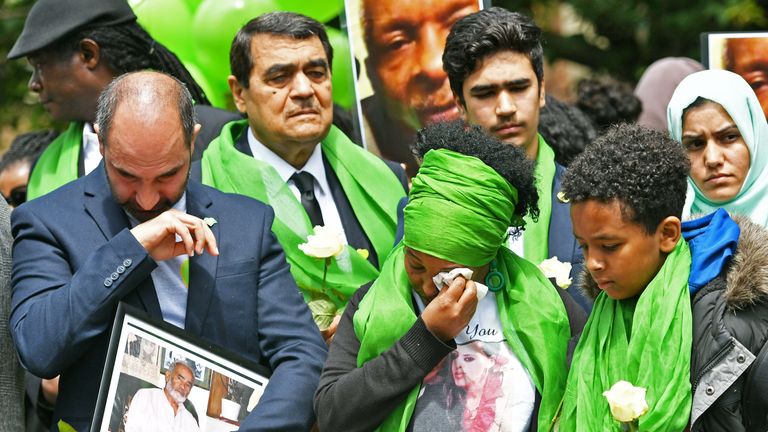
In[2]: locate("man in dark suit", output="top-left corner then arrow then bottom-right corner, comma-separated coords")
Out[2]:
10,71 -> 327,431
200,12 -> 408,339
7,0 -> 240,201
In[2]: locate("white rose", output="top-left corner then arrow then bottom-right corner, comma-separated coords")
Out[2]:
299,225 -> 344,258
602,380 -> 649,423
538,256 -> 573,289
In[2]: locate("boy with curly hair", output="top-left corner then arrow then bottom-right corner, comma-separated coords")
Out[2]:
557,123 -> 693,430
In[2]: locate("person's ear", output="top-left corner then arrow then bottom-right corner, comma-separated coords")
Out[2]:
190,123 -> 201,156
454,92 -> 467,121
539,79 -> 546,108
78,38 -> 101,70
94,123 -> 105,156
657,216 -> 681,253
228,75 -> 249,114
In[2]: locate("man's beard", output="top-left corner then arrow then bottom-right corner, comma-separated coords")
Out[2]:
106,166 -> 190,223
165,380 -> 188,404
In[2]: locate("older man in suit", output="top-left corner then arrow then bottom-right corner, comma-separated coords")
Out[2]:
200,12 -> 408,339
10,71 -> 327,431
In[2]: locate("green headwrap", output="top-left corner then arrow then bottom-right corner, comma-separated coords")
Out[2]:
404,149 -> 521,267
559,238 -> 692,430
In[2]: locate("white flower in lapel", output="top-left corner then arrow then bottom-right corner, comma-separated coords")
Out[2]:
203,217 -> 217,227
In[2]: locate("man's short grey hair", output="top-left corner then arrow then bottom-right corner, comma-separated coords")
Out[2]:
95,71 -> 197,148
169,359 -> 196,378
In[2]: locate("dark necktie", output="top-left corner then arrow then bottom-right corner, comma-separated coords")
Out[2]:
291,171 -> 325,227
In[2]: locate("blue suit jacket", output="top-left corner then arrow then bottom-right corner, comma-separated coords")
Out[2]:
10,164 -> 328,431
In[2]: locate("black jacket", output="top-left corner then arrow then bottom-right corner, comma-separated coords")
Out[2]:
690,215 -> 768,432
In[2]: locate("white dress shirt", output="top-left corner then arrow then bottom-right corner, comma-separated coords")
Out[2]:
247,128 -> 348,243
126,195 -> 189,329
123,387 -> 200,432
82,123 -> 102,175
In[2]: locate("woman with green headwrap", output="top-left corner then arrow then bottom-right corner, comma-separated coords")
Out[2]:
313,122 -> 586,432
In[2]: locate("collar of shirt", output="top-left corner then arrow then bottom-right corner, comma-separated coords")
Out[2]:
82,122 -> 103,175
247,127 -> 331,199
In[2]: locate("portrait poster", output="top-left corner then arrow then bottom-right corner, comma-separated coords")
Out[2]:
702,31 -> 768,109
343,0 -> 486,176
91,303 -> 270,432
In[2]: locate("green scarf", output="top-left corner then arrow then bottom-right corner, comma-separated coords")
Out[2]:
27,122 -> 82,200
201,120 -> 404,307
354,149 -> 571,431
521,135 -> 555,264
559,239 -> 692,431
354,245 -> 571,431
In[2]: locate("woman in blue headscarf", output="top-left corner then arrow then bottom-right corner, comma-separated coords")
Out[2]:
667,69 -> 768,226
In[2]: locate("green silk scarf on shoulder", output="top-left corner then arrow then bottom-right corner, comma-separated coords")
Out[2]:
201,120 -> 404,306
559,239 -> 692,431
521,135 -> 555,265
27,122 -> 82,200
353,244 -> 572,431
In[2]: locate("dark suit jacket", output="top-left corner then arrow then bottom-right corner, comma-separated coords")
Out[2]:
10,164 -> 328,431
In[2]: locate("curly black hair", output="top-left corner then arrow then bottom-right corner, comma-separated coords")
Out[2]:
443,7 -> 543,105
576,78 -> 641,131
411,120 -> 539,235
539,94 -> 597,166
562,123 -> 690,233
0,130 -> 59,173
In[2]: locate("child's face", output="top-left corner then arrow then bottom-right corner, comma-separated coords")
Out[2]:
571,199 -> 668,300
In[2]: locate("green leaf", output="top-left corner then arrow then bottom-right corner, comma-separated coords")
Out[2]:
57,420 -> 78,432
308,297 -> 337,330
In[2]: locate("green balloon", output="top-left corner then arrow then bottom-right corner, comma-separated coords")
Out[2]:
327,27 -> 356,109
184,62 -> 229,108
181,0 -> 203,13
131,0 -> 195,65
274,0 -> 343,23
192,0 -> 281,108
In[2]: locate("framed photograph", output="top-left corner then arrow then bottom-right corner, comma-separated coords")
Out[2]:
91,303 -> 271,432
342,0 -> 485,175
701,31 -> 768,70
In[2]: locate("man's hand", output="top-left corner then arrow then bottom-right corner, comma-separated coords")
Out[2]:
421,276 -> 478,342
130,210 -> 219,261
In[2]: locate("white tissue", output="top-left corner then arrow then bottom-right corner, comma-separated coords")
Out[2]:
432,268 -> 489,301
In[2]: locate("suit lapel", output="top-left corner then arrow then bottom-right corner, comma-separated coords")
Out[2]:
83,164 -> 163,319
184,181 -> 219,335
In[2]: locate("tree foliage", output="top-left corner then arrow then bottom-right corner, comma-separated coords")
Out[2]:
495,0 -> 768,82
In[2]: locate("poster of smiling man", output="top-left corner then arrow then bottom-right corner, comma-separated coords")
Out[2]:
345,0 -> 484,177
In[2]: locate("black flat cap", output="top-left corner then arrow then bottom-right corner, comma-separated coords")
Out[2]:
8,0 -> 136,60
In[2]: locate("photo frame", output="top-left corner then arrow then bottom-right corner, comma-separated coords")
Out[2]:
701,31 -> 768,70
342,0 -> 485,174
91,303 -> 271,432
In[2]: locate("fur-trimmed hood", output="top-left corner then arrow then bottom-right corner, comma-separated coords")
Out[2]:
578,214 -> 768,309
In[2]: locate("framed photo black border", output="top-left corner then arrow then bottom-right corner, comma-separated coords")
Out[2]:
700,31 -> 768,69
91,302 -> 271,432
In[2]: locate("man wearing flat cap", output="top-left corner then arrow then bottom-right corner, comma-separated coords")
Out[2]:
8,0 -> 238,201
